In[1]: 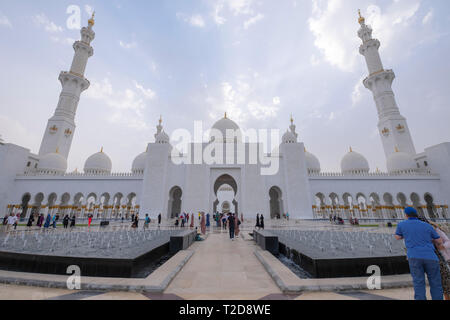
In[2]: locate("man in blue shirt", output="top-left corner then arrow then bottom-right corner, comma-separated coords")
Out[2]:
395,207 -> 444,300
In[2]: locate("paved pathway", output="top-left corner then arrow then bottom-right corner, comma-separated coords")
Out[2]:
164,229 -> 283,300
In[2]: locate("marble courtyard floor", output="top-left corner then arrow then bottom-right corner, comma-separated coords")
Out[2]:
0,225 -> 430,300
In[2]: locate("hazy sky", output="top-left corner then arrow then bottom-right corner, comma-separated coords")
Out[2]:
0,0 -> 449,173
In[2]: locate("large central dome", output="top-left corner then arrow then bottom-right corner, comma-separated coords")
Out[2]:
210,114 -> 241,143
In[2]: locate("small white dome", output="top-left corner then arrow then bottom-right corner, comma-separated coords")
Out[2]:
305,150 -> 321,174
282,130 -> 297,144
210,116 -> 241,142
387,151 -> 416,174
341,149 -> 370,174
132,151 -> 147,173
84,150 -> 112,174
155,130 -> 170,144
38,152 -> 67,174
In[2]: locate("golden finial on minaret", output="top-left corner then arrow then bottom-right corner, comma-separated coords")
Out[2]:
358,9 -> 365,25
159,115 -> 162,125
350,146 -> 353,153
290,114 -> 294,124
100,147 -> 103,153
395,146 -> 399,153
88,11 -> 95,26
224,112 -> 228,119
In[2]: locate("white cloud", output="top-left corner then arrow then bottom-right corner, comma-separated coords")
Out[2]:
228,0 -> 255,16
351,76 -> 365,107
135,82 -> 156,100
86,78 -> 156,130
50,36 -> 75,46
176,13 -> 206,28
211,0 -> 259,25
206,75 -> 279,124
0,13 -> 12,28
422,9 -> 433,25
212,2 -> 227,25
0,115 -> 40,150
244,13 -> 264,29
33,13 -> 63,33
273,97 -> 281,105
308,0 -> 424,71
119,40 -> 137,49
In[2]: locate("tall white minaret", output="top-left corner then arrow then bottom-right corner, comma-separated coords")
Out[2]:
39,13 -> 96,158
357,10 -> 416,159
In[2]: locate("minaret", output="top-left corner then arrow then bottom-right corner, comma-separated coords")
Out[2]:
38,13 -> 96,159
289,114 -> 298,139
357,10 -> 416,158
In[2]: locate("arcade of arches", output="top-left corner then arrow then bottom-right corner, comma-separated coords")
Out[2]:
7,192 -> 140,220
313,192 -> 449,220
6,189 -> 448,221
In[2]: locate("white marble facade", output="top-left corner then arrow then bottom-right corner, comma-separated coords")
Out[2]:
0,14 -> 449,222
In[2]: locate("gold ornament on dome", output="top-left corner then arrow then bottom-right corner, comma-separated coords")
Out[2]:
396,124 -> 405,132
381,127 -> 390,136
358,9 -> 365,25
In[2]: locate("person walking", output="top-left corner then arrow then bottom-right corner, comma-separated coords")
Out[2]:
52,214 -> 57,229
206,213 -> 210,228
200,212 -> 206,235
7,214 -> 17,232
37,214 -> 44,228
158,213 -> 162,228
255,214 -> 260,230
26,214 -> 34,230
63,215 -> 69,229
221,214 -> 227,230
260,214 -> 265,230
144,214 -> 151,230
429,221 -> 450,300
228,213 -> 236,241
43,214 -> 51,230
13,213 -> 20,230
180,212 -> 185,228
190,213 -> 194,228
70,215 -> 76,229
395,207 -> 444,300
88,214 -> 93,228
234,214 -> 241,238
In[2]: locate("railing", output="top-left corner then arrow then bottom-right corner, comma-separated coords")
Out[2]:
309,171 -> 437,177
18,172 -> 144,178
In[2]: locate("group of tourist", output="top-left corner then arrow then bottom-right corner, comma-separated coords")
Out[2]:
255,214 -> 265,230
2,212 -> 79,232
395,207 -> 450,300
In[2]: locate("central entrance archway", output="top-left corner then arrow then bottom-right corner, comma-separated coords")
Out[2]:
213,174 -> 238,214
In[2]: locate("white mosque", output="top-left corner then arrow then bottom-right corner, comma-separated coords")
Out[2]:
0,13 -> 449,222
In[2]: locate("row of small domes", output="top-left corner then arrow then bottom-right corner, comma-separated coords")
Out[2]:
38,148 -> 113,175
37,145 -> 417,176
305,147 -> 417,174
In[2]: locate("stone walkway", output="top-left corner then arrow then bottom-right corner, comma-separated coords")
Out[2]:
164,229 -> 282,300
